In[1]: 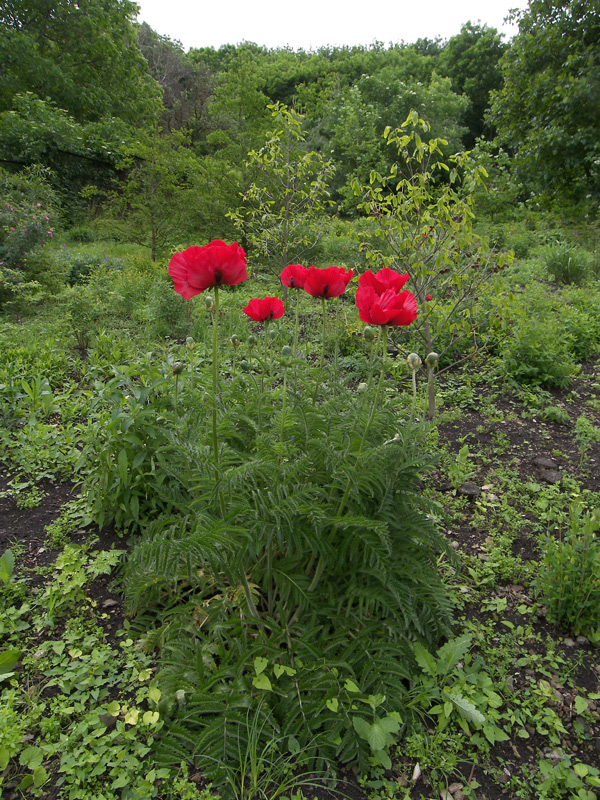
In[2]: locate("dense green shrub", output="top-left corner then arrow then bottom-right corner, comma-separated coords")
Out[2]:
502,318 -> 577,389
542,242 -> 592,285
537,506 -> 600,636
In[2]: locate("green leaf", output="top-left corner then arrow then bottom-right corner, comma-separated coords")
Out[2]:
326,697 -> 339,712
574,763 -> 589,778
19,746 -> 44,770
344,679 -> 360,693
117,449 -> 129,486
252,673 -> 272,691
352,716 -> 372,742
574,696 -> 588,715
33,765 -> 49,788
0,648 -> 21,675
448,692 -> 485,725
413,642 -> 437,676
254,656 -> 268,675
0,548 -> 15,582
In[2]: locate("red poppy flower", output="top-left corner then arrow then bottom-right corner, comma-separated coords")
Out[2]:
280,264 -> 309,289
358,268 -> 410,295
243,296 -> 285,322
425,295 -> 433,301
303,266 -> 354,299
169,240 -> 247,299
355,286 -> 418,327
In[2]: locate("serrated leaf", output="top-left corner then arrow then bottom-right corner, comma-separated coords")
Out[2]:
413,642 -> 437,676
33,766 -> 49,788
448,692 -> 485,725
378,716 -> 401,734
352,716 -> 372,741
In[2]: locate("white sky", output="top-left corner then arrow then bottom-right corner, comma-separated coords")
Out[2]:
134,0 -> 530,52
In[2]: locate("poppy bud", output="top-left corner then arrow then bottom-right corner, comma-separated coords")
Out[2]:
406,353 -> 422,371
172,362 -> 184,375
247,334 -> 258,347
281,345 -> 293,359
268,328 -> 278,342
186,336 -> 195,348
426,352 -> 439,368
240,359 -> 250,372
363,326 -> 376,342
204,294 -> 215,311
357,382 -> 368,392
230,334 -> 240,348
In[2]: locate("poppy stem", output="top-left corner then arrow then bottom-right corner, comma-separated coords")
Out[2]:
212,286 -> 225,517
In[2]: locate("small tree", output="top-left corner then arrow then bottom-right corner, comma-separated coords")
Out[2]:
352,112 -> 509,417
228,104 -> 335,280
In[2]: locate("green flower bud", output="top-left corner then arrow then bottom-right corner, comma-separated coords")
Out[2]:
204,294 -> 214,311
172,361 -> 184,375
230,334 -> 241,348
240,359 -> 250,372
357,382 -> 368,392
363,326 -> 376,342
247,334 -> 258,347
425,352 -> 439,368
281,345 -> 293,359
268,328 -> 278,342
185,336 -> 195,349
406,353 -> 422,371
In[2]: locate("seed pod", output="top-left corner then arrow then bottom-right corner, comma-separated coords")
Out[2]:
363,326 -> 376,342
406,353 -> 422,371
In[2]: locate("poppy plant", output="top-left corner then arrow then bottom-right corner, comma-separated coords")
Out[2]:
280,264 -> 309,289
168,240 -> 247,299
355,285 -> 418,327
303,266 -> 354,299
243,296 -> 285,323
358,268 -> 410,295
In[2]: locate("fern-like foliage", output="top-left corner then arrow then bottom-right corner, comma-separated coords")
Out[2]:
118,369 -> 456,788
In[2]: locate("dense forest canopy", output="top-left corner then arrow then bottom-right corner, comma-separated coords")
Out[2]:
0,0 -> 598,252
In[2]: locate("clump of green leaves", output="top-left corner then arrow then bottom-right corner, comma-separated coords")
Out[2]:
502,318 -> 577,389
536,506 -> 600,637
542,242 -> 592,285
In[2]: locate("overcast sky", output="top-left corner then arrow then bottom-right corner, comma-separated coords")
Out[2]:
134,0 -> 530,52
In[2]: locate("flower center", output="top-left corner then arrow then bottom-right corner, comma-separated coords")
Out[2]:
214,270 -> 222,284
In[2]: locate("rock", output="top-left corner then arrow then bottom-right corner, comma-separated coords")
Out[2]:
534,456 -> 558,469
563,637 -> 575,647
449,783 -> 464,794
458,481 -> 480,498
541,469 -> 562,484
576,635 -> 589,645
